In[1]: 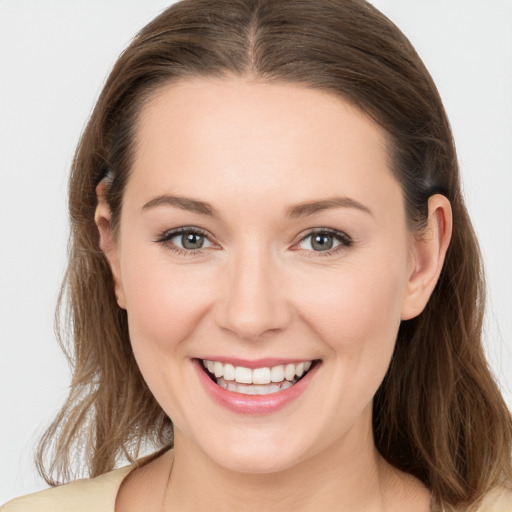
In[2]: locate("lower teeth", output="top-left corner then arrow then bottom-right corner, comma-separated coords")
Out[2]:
215,377 -> 297,395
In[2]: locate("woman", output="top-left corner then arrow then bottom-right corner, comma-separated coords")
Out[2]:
2,0 -> 511,510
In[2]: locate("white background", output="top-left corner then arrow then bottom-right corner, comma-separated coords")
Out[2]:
1,0 -> 511,503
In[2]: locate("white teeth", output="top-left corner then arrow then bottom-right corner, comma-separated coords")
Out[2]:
242,385 -> 256,395
253,367 -> 271,385
215,377 -> 296,395
253,384 -> 281,395
223,363 -> 235,381
270,365 -> 285,383
235,366 -> 253,384
284,363 -> 296,381
214,361 -> 223,378
202,359 -> 314,387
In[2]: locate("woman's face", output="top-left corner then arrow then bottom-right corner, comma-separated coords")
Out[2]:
105,77 -> 422,473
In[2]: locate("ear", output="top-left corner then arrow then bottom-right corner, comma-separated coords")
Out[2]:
401,194 -> 452,320
95,180 -> 126,309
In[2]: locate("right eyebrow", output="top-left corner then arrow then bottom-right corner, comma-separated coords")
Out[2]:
141,194 -> 218,217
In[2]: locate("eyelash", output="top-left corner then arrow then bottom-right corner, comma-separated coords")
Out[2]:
155,227 -> 353,257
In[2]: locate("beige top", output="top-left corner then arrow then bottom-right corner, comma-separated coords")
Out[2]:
1,466 -> 133,512
2,468 -> 512,511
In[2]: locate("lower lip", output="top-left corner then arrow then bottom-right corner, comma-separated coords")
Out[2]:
193,359 -> 319,415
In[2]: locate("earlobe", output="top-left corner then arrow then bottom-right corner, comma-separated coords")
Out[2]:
401,194 -> 453,320
94,180 -> 126,309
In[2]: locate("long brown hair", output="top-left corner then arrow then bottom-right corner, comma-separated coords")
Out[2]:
37,0 -> 512,508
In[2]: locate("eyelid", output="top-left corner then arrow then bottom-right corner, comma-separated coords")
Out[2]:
156,226 -> 211,241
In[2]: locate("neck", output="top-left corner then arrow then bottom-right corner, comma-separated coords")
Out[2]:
165,409 -> 423,512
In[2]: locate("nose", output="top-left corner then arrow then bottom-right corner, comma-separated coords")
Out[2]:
215,246 -> 292,341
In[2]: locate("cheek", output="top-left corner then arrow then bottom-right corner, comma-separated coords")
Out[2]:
119,254 -> 214,359
295,251 -> 408,366
118,252 -> 219,423
292,257 -> 408,428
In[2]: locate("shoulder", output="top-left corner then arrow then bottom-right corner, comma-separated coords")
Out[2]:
1,466 -> 133,512
471,485 -> 512,512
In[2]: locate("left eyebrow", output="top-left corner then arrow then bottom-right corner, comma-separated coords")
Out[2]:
286,197 -> 373,218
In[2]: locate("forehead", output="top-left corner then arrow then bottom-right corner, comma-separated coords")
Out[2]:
127,77 -> 400,217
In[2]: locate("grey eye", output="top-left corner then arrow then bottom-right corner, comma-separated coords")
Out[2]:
310,233 -> 334,251
298,231 -> 350,252
170,231 -> 212,250
183,232 -> 204,249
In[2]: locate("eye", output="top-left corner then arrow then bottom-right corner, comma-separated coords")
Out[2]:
157,227 -> 214,254
172,231 -> 211,250
297,230 -> 352,253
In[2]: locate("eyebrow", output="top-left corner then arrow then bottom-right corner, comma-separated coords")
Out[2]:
142,195 -> 218,216
141,194 -> 373,218
286,197 -> 373,218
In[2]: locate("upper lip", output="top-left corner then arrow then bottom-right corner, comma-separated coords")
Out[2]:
196,357 -> 317,369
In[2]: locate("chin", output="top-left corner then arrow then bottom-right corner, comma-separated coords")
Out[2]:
198,430 -> 312,475
217,451 -> 304,475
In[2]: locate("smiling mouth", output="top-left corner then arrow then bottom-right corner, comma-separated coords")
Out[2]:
200,359 -> 318,396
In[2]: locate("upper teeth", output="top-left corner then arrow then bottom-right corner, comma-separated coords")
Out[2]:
202,360 -> 312,385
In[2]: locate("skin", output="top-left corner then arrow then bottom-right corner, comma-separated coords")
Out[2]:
96,77 -> 452,511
